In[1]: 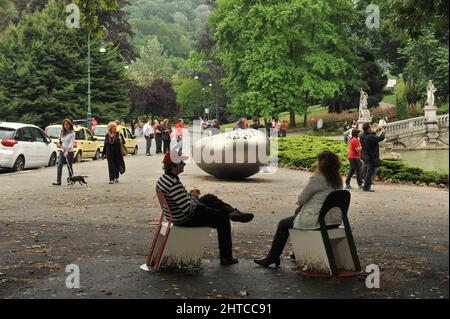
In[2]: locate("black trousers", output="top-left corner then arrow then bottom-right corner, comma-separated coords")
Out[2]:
144,135 -> 153,154
177,194 -> 235,259
269,216 -> 295,258
155,134 -> 162,154
107,156 -> 120,181
162,138 -> 170,154
363,158 -> 378,190
345,158 -> 363,186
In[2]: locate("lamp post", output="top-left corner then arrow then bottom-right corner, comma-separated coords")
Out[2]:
87,29 -> 107,132
87,31 -> 92,132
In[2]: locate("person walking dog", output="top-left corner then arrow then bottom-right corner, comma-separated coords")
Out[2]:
52,118 -> 75,186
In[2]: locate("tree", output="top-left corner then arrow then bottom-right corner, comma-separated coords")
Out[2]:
147,79 -> 179,118
210,0 -> 359,126
0,0 -> 130,126
401,29 -> 449,104
173,77 -> 212,118
386,0 -> 449,40
128,37 -> 173,86
128,79 -> 179,118
396,75 -> 408,120
6,0 -> 134,57
0,0 -> 18,32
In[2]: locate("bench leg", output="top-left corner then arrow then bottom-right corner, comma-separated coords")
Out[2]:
154,225 -> 172,272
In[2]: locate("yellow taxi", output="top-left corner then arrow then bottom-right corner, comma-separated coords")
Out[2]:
45,124 -> 102,162
93,124 -> 139,155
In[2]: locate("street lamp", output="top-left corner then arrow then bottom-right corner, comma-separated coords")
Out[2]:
202,87 -> 206,120
87,29 -> 107,132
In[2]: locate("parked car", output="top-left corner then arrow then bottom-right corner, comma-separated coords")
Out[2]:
0,122 -> 57,171
93,124 -> 138,155
45,124 -> 102,162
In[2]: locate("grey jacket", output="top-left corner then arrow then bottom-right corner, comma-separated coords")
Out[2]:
293,174 -> 343,230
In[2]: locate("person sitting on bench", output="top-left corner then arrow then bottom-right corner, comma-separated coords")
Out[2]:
156,151 -> 254,266
254,150 -> 343,267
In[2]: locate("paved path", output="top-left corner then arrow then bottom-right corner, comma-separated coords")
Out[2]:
0,138 -> 448,299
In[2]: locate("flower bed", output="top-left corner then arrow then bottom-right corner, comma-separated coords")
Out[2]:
308,107 -> 409,133
277,136 -> 448,187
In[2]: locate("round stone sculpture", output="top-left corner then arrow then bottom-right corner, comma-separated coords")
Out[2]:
193,129 -> 271,180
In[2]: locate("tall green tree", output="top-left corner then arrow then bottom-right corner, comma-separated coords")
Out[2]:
401,30 -> 449,104
210,0 -> 359,125
173,77 -> 213,118
396,75 -> 408,120
0,0 -> 130,126
128,37 -> 173,86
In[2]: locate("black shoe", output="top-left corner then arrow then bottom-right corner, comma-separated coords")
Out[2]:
220,257 -> 238,266
52,182 -> 61,186
229,210 -> 254,223
290,253 -> 296,260
254,255 -> 281,268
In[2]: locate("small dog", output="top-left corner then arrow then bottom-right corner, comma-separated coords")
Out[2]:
67,176 -> 88,186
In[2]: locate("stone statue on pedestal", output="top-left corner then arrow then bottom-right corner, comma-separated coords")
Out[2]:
358,89 -> 371,122
426,80 -> 437,107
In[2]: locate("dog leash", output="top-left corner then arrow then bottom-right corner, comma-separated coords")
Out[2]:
64,152 -> 74,177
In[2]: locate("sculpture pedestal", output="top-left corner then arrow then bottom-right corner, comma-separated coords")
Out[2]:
357,119 -> 370,131
424,104 -> 438,123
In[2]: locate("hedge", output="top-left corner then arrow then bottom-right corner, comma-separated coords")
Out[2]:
277,136 -> 449,186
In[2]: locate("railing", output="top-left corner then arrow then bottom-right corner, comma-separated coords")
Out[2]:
383,116 -> 426,138
437,114 -> 449,128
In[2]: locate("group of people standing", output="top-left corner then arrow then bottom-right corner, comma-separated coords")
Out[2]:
143,118 -> 185,156
344,122 -> 385,192
231,116 -> 289,137
268,119 -> 289,137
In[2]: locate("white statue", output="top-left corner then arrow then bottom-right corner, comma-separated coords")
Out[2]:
426,80 -> 437,107
359,89 -> 371,122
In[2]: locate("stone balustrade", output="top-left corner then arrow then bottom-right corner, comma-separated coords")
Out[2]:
382,113 -> 449,150
437,114 -> 449,128
384,116 -> 426,138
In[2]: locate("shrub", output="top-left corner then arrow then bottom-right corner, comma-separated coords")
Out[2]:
278,136 -> 448,186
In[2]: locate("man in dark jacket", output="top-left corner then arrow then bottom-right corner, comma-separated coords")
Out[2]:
360,123 -> 385,192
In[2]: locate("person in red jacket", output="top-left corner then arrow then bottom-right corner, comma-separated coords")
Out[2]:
344,129 -> 363,189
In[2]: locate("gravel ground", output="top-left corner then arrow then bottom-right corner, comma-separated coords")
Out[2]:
0,138 -> 448,299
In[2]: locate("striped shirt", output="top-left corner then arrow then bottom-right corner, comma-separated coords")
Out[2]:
156,173 -> 197,224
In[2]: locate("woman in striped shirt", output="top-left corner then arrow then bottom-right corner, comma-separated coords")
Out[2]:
156,151 -> 254,266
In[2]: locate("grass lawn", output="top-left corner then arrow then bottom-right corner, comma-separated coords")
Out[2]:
383,94 -> 396,105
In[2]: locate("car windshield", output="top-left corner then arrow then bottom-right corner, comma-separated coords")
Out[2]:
46,127 -> 61,139
0,127 -> 15,139
94,127 -> 108,136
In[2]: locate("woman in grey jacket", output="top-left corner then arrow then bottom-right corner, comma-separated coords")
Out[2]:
52,118 -> 75,186
254,150 -> 343,267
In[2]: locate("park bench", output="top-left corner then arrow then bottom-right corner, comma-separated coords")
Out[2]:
140,188 -> 210,272
289,190 -> 361,277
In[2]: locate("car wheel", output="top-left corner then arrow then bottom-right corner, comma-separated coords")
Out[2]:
13,155 -> 25,172
48,152 -> 57,167
93,149 -> 100,160
75,151 -> 82,163
132,146 -> 138,155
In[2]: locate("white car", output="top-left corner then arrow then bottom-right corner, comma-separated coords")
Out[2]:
0,122 -> 57,171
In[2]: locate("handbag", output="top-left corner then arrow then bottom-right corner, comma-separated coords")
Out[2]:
119,134 -> 128,156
